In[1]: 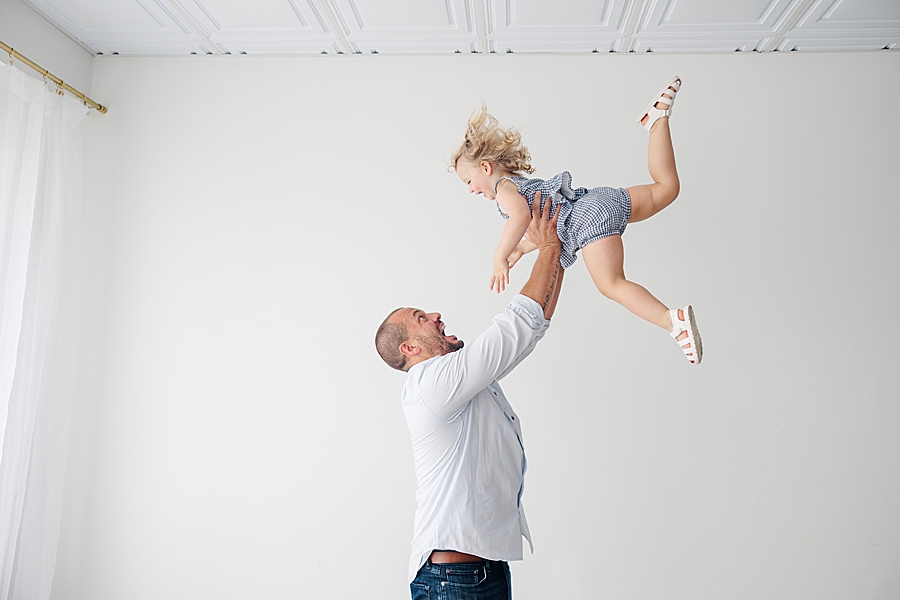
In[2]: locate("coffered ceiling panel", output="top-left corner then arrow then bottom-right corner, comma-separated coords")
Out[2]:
173,0 -> 339,54
326,0 -> 477,54
486,0 -> 635,53
631,0 -> 803,53
779,0 -> 900,50
26,0 -> 212,54
637,0 -> 802,31
796,0 -> 900,29
17,0 -> 900,55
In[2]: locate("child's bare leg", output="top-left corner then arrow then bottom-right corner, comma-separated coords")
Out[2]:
581,235 -> 671,330
628,82 -> 681,224
581,236 -> 694,349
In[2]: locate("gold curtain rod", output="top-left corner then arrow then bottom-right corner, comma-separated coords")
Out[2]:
0,39 -> 107,113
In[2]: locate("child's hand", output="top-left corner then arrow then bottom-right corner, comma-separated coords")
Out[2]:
490,259 -> 510,293
507,248 -> 524,269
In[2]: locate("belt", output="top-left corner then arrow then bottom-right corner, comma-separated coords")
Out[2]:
429,550 -> 484,564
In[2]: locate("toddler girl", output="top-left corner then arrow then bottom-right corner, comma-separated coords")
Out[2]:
451,77 -> 702,364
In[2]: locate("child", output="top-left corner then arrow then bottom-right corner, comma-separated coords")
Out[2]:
451,76 -> 702,364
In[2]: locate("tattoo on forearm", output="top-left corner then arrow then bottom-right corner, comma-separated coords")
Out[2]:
542,264 -> 559,309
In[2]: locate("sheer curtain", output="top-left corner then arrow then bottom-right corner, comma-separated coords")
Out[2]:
0,61 -> 87,600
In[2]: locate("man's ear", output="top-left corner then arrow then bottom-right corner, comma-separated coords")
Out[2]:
399,341 -> 419,358
480,161 -> 493,176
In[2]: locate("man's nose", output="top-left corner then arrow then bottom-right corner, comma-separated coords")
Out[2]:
427,312 -> 441,322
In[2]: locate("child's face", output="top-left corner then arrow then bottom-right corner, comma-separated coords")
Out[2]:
456,160 -> 497,200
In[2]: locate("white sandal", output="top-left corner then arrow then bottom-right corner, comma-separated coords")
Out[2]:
636,76 -> 681,132
670,305 -> 702,364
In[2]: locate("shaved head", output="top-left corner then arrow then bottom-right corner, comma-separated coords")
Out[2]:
375,308 -> 409,371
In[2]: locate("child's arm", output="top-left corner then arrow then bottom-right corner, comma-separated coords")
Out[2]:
490,183 -> 532,293
507,238 -> 538,269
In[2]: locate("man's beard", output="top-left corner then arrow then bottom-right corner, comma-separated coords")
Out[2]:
415,333 -> 464,357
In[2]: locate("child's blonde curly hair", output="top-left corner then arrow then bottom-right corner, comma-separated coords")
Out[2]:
450,104 -> 535,176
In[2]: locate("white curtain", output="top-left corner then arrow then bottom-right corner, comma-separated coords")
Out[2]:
0,61 -> 87,600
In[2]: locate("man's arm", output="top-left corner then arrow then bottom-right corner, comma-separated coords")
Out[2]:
493,194 -> 564,381
416,194 -> 563,418
416,303 -> 548,419
519,191 -> 563,320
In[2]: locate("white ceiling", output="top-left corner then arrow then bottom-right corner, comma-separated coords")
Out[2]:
23,0 -> 900,56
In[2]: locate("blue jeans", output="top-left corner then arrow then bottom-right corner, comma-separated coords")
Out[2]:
410,559 -> 511,600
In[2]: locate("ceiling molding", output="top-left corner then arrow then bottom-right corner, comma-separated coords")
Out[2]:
161,0 -> 224,54
20,0 -> 900,56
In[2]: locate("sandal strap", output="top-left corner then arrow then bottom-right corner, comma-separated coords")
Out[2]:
670,308 -> 695,348
642,108 -> 671,131
669,308 -> 687,333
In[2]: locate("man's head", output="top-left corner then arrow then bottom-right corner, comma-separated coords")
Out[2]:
375,308 -> 464,371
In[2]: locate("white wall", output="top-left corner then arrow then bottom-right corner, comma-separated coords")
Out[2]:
0,0 -> 92,92
54,52 -> 899,600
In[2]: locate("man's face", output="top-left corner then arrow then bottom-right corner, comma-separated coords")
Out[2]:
395,308 -> 464,360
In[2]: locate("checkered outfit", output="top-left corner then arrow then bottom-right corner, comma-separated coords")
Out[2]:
494,171 -> 631,269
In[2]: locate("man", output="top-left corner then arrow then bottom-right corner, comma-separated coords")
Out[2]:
375,195 -> 564,599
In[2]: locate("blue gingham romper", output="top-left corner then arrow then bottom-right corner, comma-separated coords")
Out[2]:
493,171 -> 631,269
